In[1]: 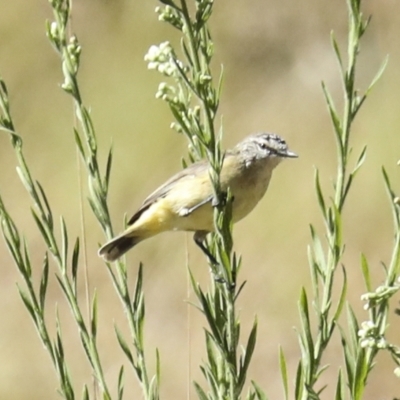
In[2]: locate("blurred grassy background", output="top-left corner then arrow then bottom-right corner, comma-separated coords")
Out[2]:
0,0 -> 400,398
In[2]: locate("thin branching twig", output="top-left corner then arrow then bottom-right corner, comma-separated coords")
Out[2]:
147,1 -> 260,399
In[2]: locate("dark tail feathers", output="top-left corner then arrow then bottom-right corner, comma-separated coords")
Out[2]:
98,234 -> 141,262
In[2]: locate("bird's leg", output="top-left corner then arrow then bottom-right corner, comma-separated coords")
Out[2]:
193,231 -> 218,265
211,190 -> 235,208
211,190 -> 227,208
194,231 -> 232,286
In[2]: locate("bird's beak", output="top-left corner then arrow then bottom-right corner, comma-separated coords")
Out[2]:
283,149 -> 298,158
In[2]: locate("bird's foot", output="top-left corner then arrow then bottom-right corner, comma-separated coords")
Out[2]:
193,231 -> 235,289
211,191 -> 234,208
194,236 -> 219,265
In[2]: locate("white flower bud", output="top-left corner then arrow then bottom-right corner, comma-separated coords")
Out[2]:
50,21 -> 58,37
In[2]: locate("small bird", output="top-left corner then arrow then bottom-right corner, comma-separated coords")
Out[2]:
98,133 -> 297,262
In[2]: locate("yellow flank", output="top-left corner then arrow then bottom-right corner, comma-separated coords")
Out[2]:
127,153 -> 275,236
131,178 -> 215,234
130,198 -> 181,233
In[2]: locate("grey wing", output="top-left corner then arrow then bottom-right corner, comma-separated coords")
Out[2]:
128,159 -> 209,225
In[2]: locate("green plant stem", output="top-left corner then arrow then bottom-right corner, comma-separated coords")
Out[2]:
180,0 -> 216,146
48,1 -> 158,397
300,1 -> 372,396
157,2 -> 247,398
0,101 -> 110,398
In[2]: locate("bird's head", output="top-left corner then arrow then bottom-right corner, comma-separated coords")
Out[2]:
236,133 -> 298,167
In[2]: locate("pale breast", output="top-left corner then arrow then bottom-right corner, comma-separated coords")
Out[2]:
229,159 -> 273,223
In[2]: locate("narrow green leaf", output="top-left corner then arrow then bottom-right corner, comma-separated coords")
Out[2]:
39,253 -> 49,311
74,128 -> 86,159
204,330 -> 218,375
382,167 -> 400,228
134,293 -> 145,346
352,145 -> 367,176
17,286 -> 36,323
81,107 -> 97,152
216,64 -> 224,103
351,90 -> 367,118
170,105 -> 191,137
295,328 -> 308,365
188,267 -> 201,299
382,167 -> 393,197
105,145 -> 113,190
31,208 -> 52,249
365,55 -> 388,96
55,313 -> 65,360
314,169 -> 327,218
309,225 -> 326,272
71,237 -> 80,287
342,173 -> 354,206
333,265 -> 347,322
149,375 -> 160,399
298,288 -> 314,360
181,38 -> 193,67
360,253 -> 372,292
55,274 -> 69,301
346,304 -> 360,353
35,181 -> 53,229
234,280 -> 247,302
0,76 -> 8,95
321,81 -> 342,138
181,156 -> 188,169
3,235 -> 21,267
307,245 -> 320,305
331,202 -> 343,257
155,348 -> 161,391
60,216 -> 68,269
88,196 -> 103,225
174,57 -> 197,94
193,381 -> 208,400
159,0 -> 180,10
82,385 -> 89,400
133,263 -> 144,310
22,239 -> 32,278
251,380 -> 268,400
316,384 -> 328,396
7,211 -> 21,247
16,165 -> 34,197
330,31 -> 343,70
338,328 -> 354,390
352,348 -> 367,400
279,346 -> 289,400
200,362 -> 219,397
238,318 -> 258,389
247,390 -> 256,400
114,325 -> 134,366
117,365 -> 124,400
91,289 -> 98,338
199,290 -> 222,344
343,145 -> 367,204
0,199 -> 20,247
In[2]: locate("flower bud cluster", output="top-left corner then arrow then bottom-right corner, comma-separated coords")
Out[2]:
156,6 -> 183,30
357,320 -> 387,349
145,42 -> 181,77
360,284 -> 399,310
60,35 -> 82,93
